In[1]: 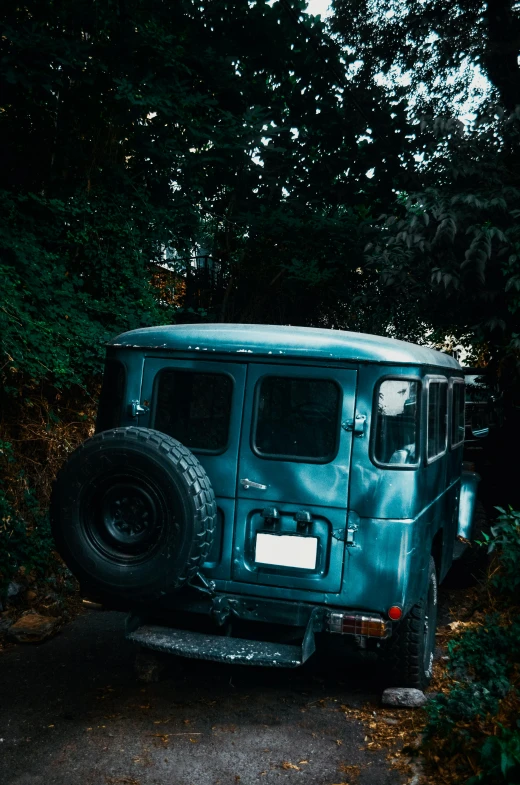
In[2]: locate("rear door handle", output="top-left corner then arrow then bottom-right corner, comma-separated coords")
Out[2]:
240,478 -> 267,490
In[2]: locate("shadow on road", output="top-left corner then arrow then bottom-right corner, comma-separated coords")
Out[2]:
0,600 -> 436,785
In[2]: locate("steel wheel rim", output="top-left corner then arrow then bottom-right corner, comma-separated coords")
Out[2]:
82,470 -> 171,564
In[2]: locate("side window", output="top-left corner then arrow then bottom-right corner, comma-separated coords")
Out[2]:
96,360 -> 126,432
451,380 -> 465,448
427,379 -> 448,461
253,376 -> 340,462
153,370 -> 233,453
373,379 -> 420,466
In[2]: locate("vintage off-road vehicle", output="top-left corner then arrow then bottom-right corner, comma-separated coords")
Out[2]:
51,324 -> 479,688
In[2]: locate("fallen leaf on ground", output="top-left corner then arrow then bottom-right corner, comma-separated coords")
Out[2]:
338,763 -> 360,779
281,762 -> 300,770
105,778 -> 140,785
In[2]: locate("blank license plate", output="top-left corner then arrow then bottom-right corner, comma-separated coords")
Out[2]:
255,533 -> 318,569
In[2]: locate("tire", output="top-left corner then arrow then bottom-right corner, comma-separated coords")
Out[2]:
382,556 -> 438,690
50,427 -> 216,607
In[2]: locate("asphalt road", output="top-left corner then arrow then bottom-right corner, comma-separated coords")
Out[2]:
0,610 -> 409,785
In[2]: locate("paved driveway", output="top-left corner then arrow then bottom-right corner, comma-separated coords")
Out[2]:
0,610 -> 405,785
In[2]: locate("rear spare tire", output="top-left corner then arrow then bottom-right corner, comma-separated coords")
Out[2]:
50,427 -> 216,606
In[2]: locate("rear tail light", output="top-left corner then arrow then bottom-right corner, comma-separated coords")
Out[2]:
328,612 -> 391,639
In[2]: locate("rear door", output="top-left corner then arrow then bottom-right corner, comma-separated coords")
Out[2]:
232,364 -> 357,592
140,358 -> 247,579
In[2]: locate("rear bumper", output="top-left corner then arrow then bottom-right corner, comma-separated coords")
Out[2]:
177,586 -> 389,630
129,587 -> 391,642
126,593 -> 390,667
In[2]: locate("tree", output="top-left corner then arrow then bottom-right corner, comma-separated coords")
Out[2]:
1,0 -> 417,391
331,0 -> 520,112
330,0 -> 520,388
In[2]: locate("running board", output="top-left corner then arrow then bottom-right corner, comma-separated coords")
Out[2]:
126,608 -> 321,668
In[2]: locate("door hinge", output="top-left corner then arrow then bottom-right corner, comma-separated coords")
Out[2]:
346,524 -> 358,546
343,413 -> 366,436
129,400 -> 150,418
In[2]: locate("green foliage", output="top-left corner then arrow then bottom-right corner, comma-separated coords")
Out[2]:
2,0 -> 517,367
331,0 -> 520,112
332,0 -> 520,389
365,112 -> 520,350
0,481 -> 54,595
484,508 -> 520,596
0,188 -> 168,389
476,729 -> 520,784
425,508 -> 520,784
0,0 -> 414,372
427,617 -> 520,729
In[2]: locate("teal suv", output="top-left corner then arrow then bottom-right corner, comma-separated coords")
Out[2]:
51,324 -> 479,688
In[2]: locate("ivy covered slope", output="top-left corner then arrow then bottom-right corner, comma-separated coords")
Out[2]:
424,508 -> 520,785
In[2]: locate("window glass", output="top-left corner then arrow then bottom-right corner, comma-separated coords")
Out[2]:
427,381 -> 448,460
465,374 -> 492,435
254,377 -> 340,461
96,360 -> 125,432
451,381 -> 465,447
374,380 -> 419,466
154,370 -> 233,452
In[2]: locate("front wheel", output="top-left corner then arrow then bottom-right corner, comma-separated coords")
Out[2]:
382,556 -> 438,690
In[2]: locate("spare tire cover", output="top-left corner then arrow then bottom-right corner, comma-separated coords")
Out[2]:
50,427 -> 216,606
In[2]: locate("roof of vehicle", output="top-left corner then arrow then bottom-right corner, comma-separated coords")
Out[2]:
110,324 -> 461,369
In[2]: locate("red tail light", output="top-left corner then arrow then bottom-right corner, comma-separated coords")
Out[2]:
328,612 -> 390,638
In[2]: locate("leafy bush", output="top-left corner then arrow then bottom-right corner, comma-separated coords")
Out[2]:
0,483 -> 54,596
424,508 -> 520,784
482,507 -> 520,596
0,395 -> 94,595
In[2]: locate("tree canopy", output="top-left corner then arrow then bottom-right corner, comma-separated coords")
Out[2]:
1,0 -> 519,393
331,0 -> 520,379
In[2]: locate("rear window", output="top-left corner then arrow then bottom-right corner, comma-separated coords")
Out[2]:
253,376 -> 340,462
373,379 -> 420,466
96,360 -> 126,432
153,370 -> 233,453
427,379 -> 448,461
451,380 -> 465,448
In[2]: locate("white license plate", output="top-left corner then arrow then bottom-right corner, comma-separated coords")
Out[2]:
255,533 -> 318,569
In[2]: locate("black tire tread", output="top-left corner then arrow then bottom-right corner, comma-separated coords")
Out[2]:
51,426 -> 216,598
382,556 -> 437,690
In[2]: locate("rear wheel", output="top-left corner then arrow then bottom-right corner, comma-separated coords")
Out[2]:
382,556 -> 438,690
